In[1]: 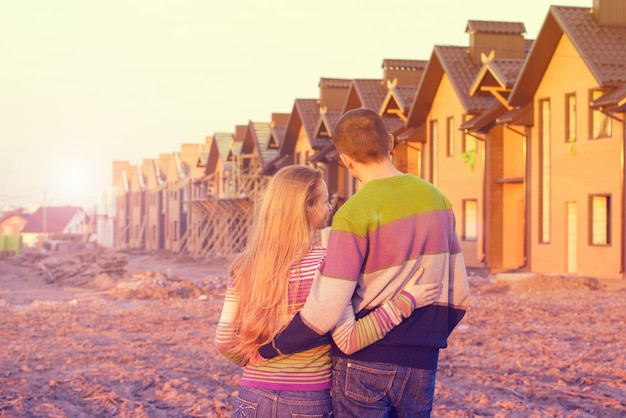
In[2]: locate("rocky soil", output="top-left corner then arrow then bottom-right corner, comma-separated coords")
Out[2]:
1,248 -> 625,417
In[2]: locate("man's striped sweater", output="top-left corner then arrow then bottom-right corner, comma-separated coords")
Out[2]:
259,174 -> 470,370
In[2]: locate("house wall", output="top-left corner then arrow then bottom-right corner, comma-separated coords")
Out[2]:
63,211 -> 85,234
115,192 -> 130,247
394,142 -> 422,176
501,126 -> 526,270
129,190 -> 145,248
427,73 -> 485,268
485,126 -> 526,271
166,185 -> 183,252
294,126 -> 314,166
530,34 -> 623,279
145,190 -> 161,250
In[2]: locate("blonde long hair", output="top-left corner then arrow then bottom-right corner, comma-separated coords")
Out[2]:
229,165 -> 324,361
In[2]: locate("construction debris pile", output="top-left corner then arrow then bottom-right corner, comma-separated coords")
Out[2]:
6,249 -> 228,301
10,250 -> 129,287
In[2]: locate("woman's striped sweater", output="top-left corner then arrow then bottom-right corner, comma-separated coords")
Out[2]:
215,247 -> 416,390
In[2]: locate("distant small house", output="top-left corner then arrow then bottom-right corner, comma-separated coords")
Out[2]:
0,210 -> 31,235
20,206 -> 86,247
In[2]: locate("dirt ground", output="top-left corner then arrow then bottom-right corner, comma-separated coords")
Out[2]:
0,248 -> 625,417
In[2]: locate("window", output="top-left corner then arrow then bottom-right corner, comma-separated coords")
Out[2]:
463,200 -> 478,241
430,120 -> 438,186
589,89 -> 612,139
462,114 -> 477,153
539,99 -> 551,243
446,117 -> 454,157
565,93 -> 576,143
589,195 -> 610,245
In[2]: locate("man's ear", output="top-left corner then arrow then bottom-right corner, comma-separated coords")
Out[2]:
339,153 -> 353,170
388,133 -> 395,152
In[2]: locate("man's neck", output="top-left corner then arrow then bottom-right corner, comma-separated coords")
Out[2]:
356,159 -> 403,184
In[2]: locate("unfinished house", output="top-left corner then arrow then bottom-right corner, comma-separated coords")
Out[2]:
128,165 -> 147,249
507,0 -> 626,279
185,124 -> 272,257
141,157 -> 168,251
163,152 -> 189,253
112,161 -> 132,248
404,20 -> 527,269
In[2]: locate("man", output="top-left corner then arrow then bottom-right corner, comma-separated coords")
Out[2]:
259,108 -> 470,417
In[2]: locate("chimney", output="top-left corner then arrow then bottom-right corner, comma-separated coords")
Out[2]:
592,0 -> 626,26
382,59 -> 426,86
318,78 -> 351,111
466,20 -> 526,64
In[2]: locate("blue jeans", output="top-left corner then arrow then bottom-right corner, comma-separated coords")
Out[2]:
332,356 -> 436,418
233,386 -> 333,418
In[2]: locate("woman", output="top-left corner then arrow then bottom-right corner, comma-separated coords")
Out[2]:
215,165 -> 439,417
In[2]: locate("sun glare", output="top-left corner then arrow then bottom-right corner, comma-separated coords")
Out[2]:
55,162 -> 92,205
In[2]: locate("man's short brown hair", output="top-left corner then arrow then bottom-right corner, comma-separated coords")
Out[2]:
332,108 -> 390,163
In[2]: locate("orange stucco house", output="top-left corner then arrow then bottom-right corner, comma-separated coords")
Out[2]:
508,0 -> 626,279
405,20 -> 528,270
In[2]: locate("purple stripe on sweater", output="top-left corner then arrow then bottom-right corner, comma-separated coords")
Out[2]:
325,210 -> 461,277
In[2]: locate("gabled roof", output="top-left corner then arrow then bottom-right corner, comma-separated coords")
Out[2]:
214,132 -> 234,171
342,79 -> 386,112
203,137 -> 221,175
227,140 -> 242,163
464,49 -> 530,132
309,109 -> 341,164
314,109 -> 341,139
141,158 -> 159,189
263,99 -> 320,174
509,5 -> 626,106
173,152 -> 189,181
279,99 -> 321,155
156,154 -> 172,185
406,45 -> 494,128
21,206 -> 83,233
128,165 -> 145,192
470,56 -> 526,97
180,143 -> 206,180
268,113 -> 289,151
244,120 -> 277,171
381,80 -> 418,115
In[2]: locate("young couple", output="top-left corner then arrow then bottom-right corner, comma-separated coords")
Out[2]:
215,108 -> 470,417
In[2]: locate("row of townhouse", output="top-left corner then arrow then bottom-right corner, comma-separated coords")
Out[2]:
103,0 -> 626,280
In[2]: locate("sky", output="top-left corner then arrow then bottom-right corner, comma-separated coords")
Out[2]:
0,0 -> 591,210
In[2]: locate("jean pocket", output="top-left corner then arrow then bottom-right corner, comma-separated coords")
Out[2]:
344,361 -> 395,402
233,397 -> 257,418
292,413 -> 333,418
